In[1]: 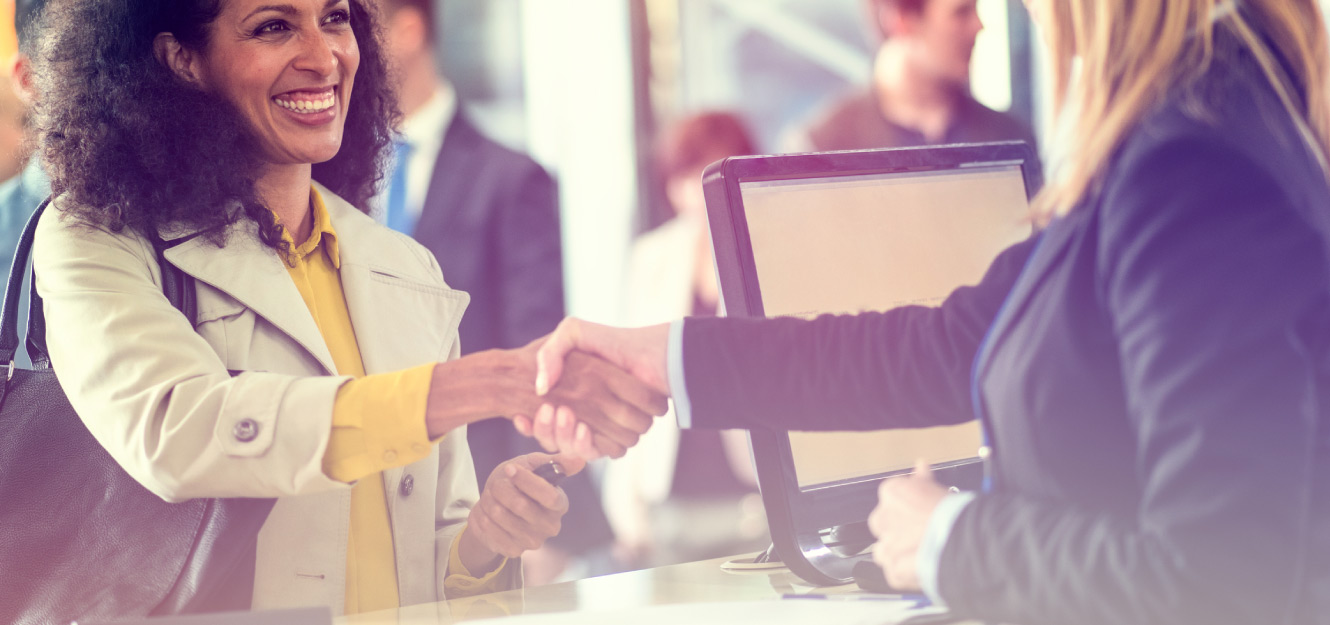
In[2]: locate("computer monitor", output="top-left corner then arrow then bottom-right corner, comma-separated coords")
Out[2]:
702,142 -> 1041,585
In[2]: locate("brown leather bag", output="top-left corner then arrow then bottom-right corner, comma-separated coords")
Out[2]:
0,199 -> 275,625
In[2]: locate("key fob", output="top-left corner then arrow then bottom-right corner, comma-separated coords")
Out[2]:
533,461 -> 567,487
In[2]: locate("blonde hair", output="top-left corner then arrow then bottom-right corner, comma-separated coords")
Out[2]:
1036,0 -> 1330,218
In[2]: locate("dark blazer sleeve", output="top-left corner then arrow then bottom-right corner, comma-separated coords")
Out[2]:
497,158 -> 564,347
939,138 -> 1327,625
681,235 -> 1034,431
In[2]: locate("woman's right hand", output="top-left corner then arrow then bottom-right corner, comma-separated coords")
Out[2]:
514,319 -> 674,459
520,346 -> 669,458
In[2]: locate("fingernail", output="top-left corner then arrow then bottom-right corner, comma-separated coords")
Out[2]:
535,368 -> 549,396
506,465 -> 518,477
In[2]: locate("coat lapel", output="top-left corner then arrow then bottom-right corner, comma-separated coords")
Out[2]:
321,184 -> 469,375
973,210 -> 1085,381
161,219 -> 339,376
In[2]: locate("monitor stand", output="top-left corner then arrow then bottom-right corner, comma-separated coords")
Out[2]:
719,543 -> 786,571
774,522 -> 873,585
753,543 -> 781,564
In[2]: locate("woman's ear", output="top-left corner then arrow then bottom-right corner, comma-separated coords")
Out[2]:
152,32 -> 205,86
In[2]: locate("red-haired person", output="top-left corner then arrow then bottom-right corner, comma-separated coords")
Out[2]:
602,112 -> 767,569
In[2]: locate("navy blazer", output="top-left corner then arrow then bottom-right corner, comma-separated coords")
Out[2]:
681,40 -> 1329,624
412,112 -> 564,355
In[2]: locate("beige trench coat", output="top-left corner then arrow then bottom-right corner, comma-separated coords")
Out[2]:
33,182 -> 518,614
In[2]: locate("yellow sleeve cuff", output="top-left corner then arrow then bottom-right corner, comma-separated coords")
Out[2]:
323,363 -> 437,483
444,525 -> 512,598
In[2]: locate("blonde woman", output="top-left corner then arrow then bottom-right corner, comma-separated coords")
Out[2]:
526,1 -> 1330,623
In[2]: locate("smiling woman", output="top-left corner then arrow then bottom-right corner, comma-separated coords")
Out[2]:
150,0 -> 368,243
162,1 -> 362,167
34,0 -> 396,256
17,0 -> 668,619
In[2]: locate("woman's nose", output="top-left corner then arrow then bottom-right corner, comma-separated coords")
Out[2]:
293,32 -> 339,77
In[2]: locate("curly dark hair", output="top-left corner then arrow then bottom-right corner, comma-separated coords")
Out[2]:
31,0 -> 399,253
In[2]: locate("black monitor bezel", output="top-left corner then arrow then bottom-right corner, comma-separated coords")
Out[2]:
702,141 -> 1042,583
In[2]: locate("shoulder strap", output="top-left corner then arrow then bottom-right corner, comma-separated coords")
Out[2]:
0,197 -> 48,370
0,197 -> 198,372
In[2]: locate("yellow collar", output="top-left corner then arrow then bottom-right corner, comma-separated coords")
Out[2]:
280,186 -> 342,268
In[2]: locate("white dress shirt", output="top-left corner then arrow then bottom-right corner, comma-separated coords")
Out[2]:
373,84 -> 457,224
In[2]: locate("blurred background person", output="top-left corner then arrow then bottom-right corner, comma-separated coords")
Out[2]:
0,75 -> 24,183
783,0 -> 1034,152
0,0 -> 25,186
0,0 -> 47,261
378,0 -> 615,584
604,111 -> 767,569
0,0 -> 48,369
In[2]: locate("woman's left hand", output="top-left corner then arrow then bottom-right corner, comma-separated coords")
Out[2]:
459,452 -> 587,575
868,461 -> 949,591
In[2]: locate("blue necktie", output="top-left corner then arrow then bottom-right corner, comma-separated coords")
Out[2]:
385,139 -> 415,235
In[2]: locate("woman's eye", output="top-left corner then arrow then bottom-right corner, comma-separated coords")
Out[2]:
254,20 -> 289,35
323,9 -> 351,26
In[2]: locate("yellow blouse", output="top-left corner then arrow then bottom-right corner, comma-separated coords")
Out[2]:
282,188 -> 508,614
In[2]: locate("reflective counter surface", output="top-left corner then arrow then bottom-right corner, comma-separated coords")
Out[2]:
339,554 -> 893,624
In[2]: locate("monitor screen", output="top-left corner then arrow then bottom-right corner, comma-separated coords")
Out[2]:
738,164 -> 1031,489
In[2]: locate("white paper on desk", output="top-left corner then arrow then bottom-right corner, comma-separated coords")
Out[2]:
489,599 -> 946,625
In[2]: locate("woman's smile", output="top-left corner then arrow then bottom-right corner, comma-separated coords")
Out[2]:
272,85 -> 339,125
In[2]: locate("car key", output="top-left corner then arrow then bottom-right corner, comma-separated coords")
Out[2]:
533,461 -> 566,487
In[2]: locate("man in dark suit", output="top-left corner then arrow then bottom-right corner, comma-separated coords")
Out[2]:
379,0 -> 614,581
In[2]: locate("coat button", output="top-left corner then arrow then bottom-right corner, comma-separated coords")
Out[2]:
233,419 -> 259,443
399,474 -> 414,497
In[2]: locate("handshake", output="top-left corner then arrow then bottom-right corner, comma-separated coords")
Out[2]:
512,319 -> 673,460
414,319 -> 664,463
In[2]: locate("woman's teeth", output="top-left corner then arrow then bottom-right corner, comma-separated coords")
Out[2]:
274,94 -> 335,113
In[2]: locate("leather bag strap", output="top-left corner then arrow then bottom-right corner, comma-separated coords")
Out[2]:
0,197 -> 197,370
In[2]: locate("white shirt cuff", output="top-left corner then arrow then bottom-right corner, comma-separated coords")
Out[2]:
667,319 -> 693,429
917,491 -> 977,607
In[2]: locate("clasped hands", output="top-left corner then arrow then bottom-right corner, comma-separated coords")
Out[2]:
516,319 -> 674,459
510,318 -> 953,595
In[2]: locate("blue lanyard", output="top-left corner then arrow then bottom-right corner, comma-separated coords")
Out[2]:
968,232 -> 1047,493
